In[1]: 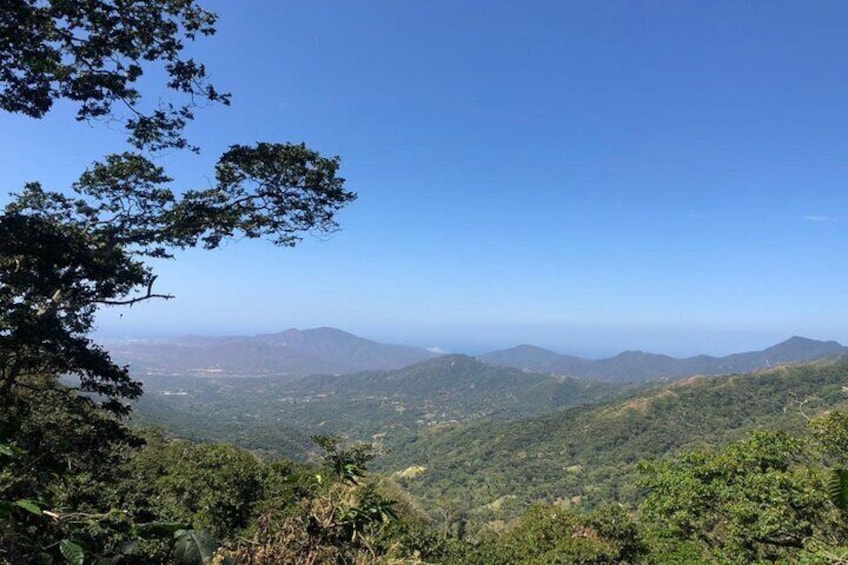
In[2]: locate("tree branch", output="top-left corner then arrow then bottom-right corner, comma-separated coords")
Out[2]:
96,293 -> 174,306
94,275 -> 174,305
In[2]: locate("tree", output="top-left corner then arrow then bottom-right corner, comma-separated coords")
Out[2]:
463,503 -> 647,565
121,433 -> 267,539
221,437 -> 404,565
0,1 -> 357,415
638,430 -> 846,564
1,144 -> 355,414
0,4 -> 356,561
1,0 -> 229,152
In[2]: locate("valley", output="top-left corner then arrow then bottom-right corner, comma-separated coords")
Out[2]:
127,329 -> 848,529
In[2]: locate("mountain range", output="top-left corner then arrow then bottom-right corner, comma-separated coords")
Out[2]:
478,335 -> 847,382
109,328 -> 847,384
132,334 -> 848,526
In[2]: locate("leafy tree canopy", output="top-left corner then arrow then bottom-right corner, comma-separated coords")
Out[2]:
0,1 -> 357,415
1,0 -> 229,152
639,430 -> 847,564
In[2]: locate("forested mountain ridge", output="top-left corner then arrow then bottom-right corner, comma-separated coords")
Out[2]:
110,328 -> 844,385
132,354 -> 623,459
133,349 -> 848,531
374,355 -> 848,526
108,327 -> 440,380
479,335 -> 846,382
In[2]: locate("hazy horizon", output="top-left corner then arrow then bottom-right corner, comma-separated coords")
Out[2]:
6,1 -> 846,357
92,320 -> 844,360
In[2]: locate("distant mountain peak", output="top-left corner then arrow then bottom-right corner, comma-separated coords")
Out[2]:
512,344 -> 556,352
781,336 -> 819,345
777,335 -> 840,347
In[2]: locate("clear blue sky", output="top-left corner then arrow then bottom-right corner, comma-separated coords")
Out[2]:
2,1 -> 846,356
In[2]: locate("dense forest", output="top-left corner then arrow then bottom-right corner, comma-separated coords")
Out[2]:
7,358 -> 848,563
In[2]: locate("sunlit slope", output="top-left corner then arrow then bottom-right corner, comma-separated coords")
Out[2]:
375,356 -> 848,523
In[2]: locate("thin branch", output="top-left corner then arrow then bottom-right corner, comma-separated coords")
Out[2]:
96,293 -> 174,306
95,275 -> 173,305
43,509 -> 126,523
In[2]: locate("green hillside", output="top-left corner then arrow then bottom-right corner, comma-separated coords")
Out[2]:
374,356 -> 848,526
132,354 -> 623,459
135,353 -> 848,532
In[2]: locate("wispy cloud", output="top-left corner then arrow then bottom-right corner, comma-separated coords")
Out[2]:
802,215 -> 833,222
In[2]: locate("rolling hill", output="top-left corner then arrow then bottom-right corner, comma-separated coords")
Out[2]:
132,354 -> 623,458
374,356 -> 848,526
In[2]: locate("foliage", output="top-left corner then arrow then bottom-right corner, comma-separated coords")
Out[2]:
812,412 -> 848,531
1,142 -> 354,415
0,374 -> 141,563
314,435 -> 377,485
119,432 -> 267,539
0,0 -> 228,152
212,438 -> 415,564
813,411 -> 848,466
171,528 -> 222,565
639,430 -> 847,564
462,503 -> 648,565
1,405 -> 412,564
829,469 -> 848,515
0,1 -> 357,562
372,358 -> 848,525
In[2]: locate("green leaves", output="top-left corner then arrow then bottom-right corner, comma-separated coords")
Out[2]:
828,469 -> 848,513
58,539 -> 85,565
464,503 -> 648,565
0,498 -> 43,519
172,529 -> 220,565
13,499 -> 42,516
313,435 -> 374,485
639,430 -> 836,564
0,0 -> 228,151
176,142 -> 356,250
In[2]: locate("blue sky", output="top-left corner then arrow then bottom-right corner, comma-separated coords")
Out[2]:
2,1 -> 847,356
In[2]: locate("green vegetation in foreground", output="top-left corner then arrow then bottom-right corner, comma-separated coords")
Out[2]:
8,361 -> 848,563
0,375 -> 416,563
134,352 -> 848,543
